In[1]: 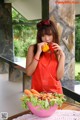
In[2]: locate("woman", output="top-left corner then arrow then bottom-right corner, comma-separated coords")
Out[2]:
26,19 -> 65,94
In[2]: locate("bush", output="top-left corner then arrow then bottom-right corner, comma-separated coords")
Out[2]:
75,72 -> 80,81
14,40 -> 21,56
14,38 -> 36,57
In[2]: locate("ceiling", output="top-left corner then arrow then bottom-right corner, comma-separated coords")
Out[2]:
5,0 -> 42,20
5,0 -> 80,20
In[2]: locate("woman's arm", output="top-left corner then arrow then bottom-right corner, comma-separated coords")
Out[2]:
26,42 -> 45,76
57,52 -> 65,80
51,43 -> 65,80
26,45 -> 40,76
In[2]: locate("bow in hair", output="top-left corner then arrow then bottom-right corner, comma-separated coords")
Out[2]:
37,20 -> 51,29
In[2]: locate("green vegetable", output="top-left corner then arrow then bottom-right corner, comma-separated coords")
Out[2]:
20,93 -> 66,110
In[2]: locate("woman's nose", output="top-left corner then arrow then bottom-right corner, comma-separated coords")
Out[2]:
45,36 -> 49,41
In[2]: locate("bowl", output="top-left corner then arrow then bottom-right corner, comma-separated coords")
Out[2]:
27,102 -> 58,117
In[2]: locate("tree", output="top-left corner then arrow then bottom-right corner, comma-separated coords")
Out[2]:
12,8 -> 39,57
75,16 -> 80,62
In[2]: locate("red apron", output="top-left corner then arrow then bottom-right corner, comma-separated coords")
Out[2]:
31,52 -> 63,94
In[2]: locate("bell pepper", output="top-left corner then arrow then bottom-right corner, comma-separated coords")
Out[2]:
49,43 -> 54,52
42,44 -> 50,52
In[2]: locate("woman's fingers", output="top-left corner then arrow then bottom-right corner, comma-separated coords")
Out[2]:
51,43 -> 64,56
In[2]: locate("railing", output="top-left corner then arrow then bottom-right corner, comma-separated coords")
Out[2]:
63,87 -> 80,102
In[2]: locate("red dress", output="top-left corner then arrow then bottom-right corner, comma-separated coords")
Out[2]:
31,52 -> 63,94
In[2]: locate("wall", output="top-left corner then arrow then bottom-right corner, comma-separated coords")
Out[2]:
0,3 -> 14,73
0,3 -> 14,60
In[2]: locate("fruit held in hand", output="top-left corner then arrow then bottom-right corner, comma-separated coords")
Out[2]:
49,43 -> 54,52
42,43 -> 54,52
42,44 -> 49,52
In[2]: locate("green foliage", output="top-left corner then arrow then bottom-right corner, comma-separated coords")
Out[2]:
14,38 -> 36,57
21,93 -> 66,110
75,16 -> 80,81
14,40 -> 20,56
75,62 -> 80,81
75,16 -> 80,62
12,8 -> 39,57
75,72 -> 80,81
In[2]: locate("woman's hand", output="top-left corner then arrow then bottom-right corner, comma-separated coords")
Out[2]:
51,43 -> 65,80
51,43 -> 65,57
37,42 -> 47,54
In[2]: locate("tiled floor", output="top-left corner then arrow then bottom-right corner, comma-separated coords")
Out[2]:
0,74 -> 26,117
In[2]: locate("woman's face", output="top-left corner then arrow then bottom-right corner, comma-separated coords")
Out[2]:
41,34 -> 53,43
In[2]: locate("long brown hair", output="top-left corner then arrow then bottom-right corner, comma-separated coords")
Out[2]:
34,19 -> 59,54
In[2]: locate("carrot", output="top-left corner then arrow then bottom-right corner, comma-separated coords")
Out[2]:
31,89 -> 40,96
33,94 -> 40,97
24,89 -> 32,96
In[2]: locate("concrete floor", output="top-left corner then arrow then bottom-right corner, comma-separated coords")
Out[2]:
0,74 -> 26,117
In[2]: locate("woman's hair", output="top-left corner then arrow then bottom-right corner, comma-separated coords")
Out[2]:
37,19 -> 59,44
34,19 -> 59,54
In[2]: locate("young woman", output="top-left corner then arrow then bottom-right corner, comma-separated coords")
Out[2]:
26,19 -> 65,94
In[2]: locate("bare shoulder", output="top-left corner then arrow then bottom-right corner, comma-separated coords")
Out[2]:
27,45 -> 35,54
27,44 -> 35,59
28,44 -> 34,51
